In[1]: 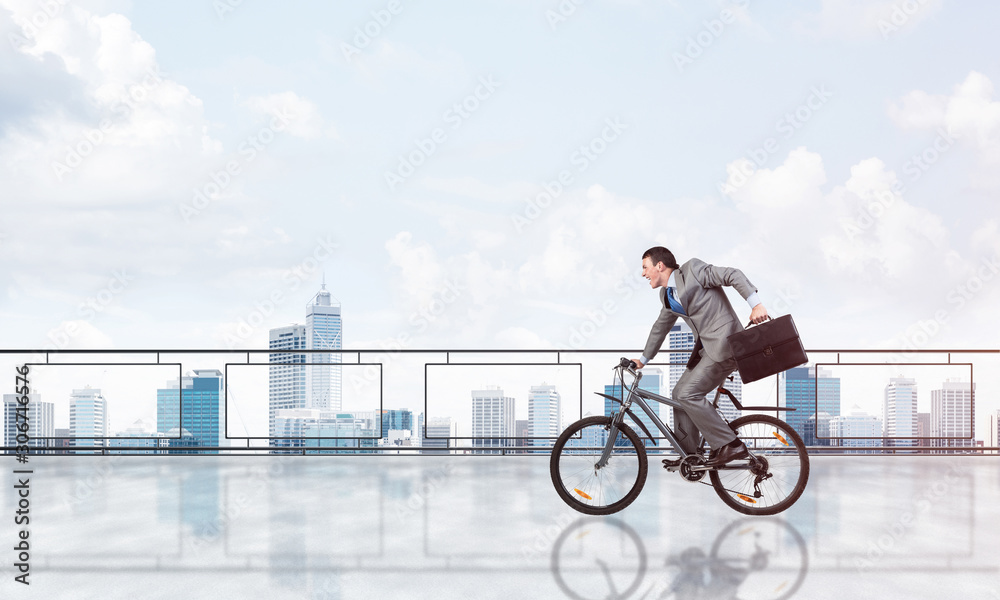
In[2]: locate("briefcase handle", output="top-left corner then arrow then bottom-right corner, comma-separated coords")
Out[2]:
745,315 -> 773,328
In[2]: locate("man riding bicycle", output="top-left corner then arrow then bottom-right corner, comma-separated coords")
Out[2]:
631,247 -> 769,468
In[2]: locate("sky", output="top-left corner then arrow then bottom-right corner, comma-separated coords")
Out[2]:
1,0 -> 999,442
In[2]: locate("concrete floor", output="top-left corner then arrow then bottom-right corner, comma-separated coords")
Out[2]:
1,455 -> 998,599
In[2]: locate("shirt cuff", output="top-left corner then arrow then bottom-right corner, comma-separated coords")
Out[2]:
746,292 -> 762,309
639,355 -> 649,366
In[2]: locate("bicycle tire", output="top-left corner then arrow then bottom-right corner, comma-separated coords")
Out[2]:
709,414 -> 809,516
550,416 -> 648,515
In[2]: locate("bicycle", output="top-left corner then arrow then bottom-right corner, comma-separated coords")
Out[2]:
549,357 -> 809,516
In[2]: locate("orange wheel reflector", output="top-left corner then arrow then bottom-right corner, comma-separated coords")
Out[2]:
574,488 -> 593,500
736,494 -> 757,503
772,432 -> 789,446
775,581 -> 789,593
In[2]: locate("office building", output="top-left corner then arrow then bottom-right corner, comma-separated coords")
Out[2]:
110,418 -> 169,454
423,415 -> 457,454
268,283 -> 344,446
471,387 -> 515,453
785,366 -> 841,444
3,394 -> 54,453
829,405 -> 882,454
269,324 -> 308,444
273,409 -> 377,452
69,386 -> 109,448
306,281 -> 343,411
381,409 -> 414,441
667,322 -> 743,425
603,367 -> 664,447
157,370 -> 224,454
527,384 -> 561,447
931,379 -> 976,452
884,377 -> 918,448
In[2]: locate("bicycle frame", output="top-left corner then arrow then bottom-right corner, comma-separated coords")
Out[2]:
596,365 -> 735,469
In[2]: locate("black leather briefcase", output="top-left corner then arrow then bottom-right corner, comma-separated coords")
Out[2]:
726,315 -> 808,383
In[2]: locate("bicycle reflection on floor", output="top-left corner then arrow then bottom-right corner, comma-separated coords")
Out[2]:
549,516 -> 808,600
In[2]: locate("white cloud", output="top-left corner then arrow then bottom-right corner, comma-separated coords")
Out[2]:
793,0 -> 945,40
242,91 -> 331,139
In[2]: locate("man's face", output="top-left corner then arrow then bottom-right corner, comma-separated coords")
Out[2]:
641,257 -> 667,289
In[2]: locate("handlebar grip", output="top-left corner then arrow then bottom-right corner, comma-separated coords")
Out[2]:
619,357 -> 633,369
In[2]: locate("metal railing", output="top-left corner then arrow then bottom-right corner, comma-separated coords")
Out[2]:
2,347 -> 997,455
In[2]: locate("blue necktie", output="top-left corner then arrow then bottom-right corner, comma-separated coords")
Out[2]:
666,287 -> 686,315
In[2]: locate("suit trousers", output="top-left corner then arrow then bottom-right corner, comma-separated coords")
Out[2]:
671,349 -> 740,454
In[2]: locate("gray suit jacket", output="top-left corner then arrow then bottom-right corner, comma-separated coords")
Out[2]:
643,257 -> 757,365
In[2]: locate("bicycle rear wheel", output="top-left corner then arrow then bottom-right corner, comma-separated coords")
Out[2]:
550,416 -> 648,515
709,414 -> 809,516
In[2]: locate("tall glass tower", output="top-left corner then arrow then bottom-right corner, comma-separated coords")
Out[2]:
306,281 -> 342,411
69,387 -> 108,448
3,394 -> 54,452
784,366 -> 841,444
527,384 -> 561,447
884,377 -> 917,448
157,369 -> 224,454
604,367 -> 663,447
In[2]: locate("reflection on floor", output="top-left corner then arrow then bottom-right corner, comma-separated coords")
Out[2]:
1,455 -> 998,599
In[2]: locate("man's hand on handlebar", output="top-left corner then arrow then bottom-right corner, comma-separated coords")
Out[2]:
630,358 -> 643,370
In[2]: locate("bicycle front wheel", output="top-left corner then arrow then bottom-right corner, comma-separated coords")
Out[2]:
709,414 -> 809,516
550,416 -> 648,515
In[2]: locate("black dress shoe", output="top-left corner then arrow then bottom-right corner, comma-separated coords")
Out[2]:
705,442 -> 749,467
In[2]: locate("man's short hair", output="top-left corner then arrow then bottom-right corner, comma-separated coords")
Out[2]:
642,246 -> 679,269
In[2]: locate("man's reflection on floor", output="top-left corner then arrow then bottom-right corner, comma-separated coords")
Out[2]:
550,516 -> 808,600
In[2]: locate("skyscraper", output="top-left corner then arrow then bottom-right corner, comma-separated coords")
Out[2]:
269,283 -> 343,447
157,369 -> 224,454
603,367 -> 663,447
931,379 -> 975,452
471,387 -> 515,453
69,387 -> 108,448
884,377 -> 918,448
269,324 -> 307,445
667,322 -> 743,425
3,394 -> 54,453
527,383 -> 561,447
829,405 -> 882,454
306,281 -> 342,411
784,366 -> 841,444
